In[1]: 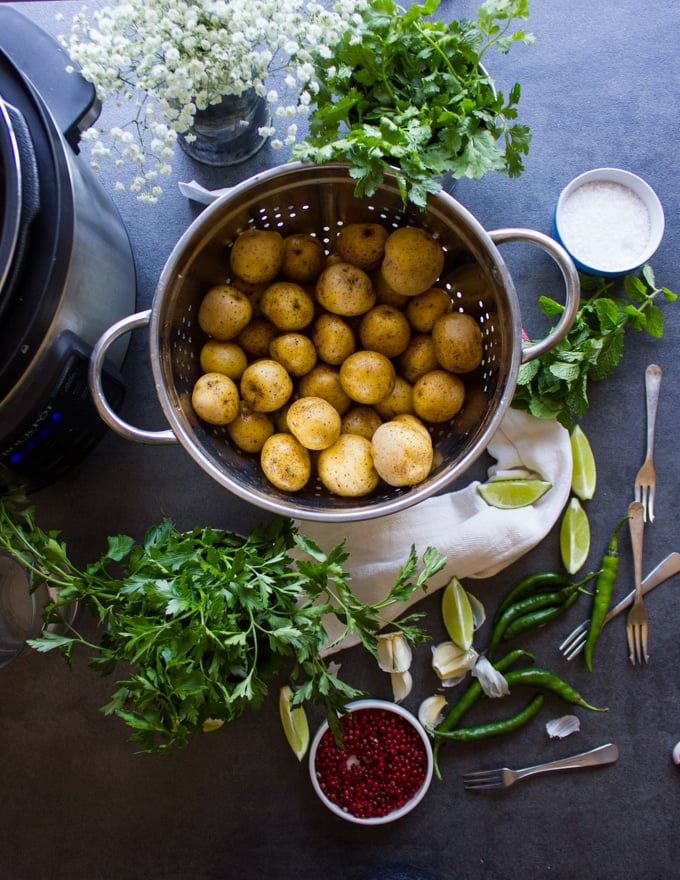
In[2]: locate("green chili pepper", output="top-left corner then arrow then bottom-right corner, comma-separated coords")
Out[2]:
501,589 -> 581,643
502,667 -> 607,712
486,573 -> 594,658
583,513 -> 629,673
433,694 -> 544,742
432,648 -> 536,779
435,648 -> 536,735
493,571 -> 569,621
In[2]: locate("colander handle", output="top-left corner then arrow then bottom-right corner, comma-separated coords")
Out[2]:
490,228 -> 581,363
88,309 -> 178,445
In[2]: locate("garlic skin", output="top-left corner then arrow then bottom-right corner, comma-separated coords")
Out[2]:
376,631 -> 413,674
546,715 -> 581,740
390,670 -> 413,703
418,695 -> 448,731
431,641 -> 478,685
471,655 -> 509,698
672,741 -> 680,765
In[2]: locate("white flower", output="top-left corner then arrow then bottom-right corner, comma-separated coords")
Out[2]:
61,0 -> 366,202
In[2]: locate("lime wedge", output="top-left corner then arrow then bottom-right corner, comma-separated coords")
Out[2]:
570,425 -> 597,500
560,497 -> 591,574
441,577 -> 474,651
477,479 -> 552,509
279,685 -> 309,761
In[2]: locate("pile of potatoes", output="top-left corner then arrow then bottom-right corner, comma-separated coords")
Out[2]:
190,221 -> 484,497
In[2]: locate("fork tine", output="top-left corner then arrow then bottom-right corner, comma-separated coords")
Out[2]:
647,486 -> 655,523
626,624 -> 637,665
462,772 -> 504,791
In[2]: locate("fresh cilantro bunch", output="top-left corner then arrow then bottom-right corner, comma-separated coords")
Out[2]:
293,0 -> 534,206
0,493 -> 444,753
512,264 -> 678,428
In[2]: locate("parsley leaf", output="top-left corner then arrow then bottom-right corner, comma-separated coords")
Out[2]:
0,493 -> 445,753
293,0 -> 534,206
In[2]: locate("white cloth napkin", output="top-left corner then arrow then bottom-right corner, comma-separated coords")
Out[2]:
295,408 -> 572,654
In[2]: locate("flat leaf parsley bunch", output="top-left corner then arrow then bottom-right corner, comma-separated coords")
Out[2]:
293,0 -> 535,206
59,0 -> 366,202
0,493 -> 444,753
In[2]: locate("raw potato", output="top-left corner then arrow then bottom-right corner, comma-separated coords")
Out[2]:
281,233 -> 326,283
226,404 -> 274,453
237,317 -> 279,358
260,433 -> 311,492
380,227 -> 446,297
240,359 -> 293,412
297,364 -> 352,415
199,340 -> 248,379
371,420 -> 434,487
398,334 -> 440,384
317,434 -> 379,497
312,314 -> 356,365
286,396 -> 342,450
198,285 -> 253,340
315,262 -> 375,316
412,370 -> 466,422
336,223 -> 389,271
339,350 -> 396,405
372,270 -> 409,309
260,281 -> 315,330
447,263 -> 490,308
432,312 -> 483,373
374,376 -> 414,420
341,405 -> 383,440
230,229 -> 284,284
358,304 -> 411,358
406,287 -> 452,333
191,372 -> 240,425
269,333 -> 317,377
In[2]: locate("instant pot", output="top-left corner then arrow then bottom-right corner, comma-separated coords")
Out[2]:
0,7 -> 137,494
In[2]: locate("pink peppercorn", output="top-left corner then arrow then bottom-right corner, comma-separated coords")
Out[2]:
313,707 -> 429,819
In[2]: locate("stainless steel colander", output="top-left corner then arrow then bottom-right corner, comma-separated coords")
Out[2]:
90,162 -> 579,522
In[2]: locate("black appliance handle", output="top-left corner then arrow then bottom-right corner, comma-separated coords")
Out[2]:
0,98 -> 41,308
0,6 -> 100,151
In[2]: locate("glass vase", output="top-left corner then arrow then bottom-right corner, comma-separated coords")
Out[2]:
178,89 -> 269,167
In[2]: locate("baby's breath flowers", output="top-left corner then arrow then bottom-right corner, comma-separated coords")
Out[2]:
59,0 -> 366,203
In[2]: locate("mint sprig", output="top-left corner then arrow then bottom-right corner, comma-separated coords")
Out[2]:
512,264 -> 678,428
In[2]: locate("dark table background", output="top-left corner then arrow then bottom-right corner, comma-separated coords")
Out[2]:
3,2 -> 680,878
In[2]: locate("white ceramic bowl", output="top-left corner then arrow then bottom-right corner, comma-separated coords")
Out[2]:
553,167 -> 664,276
308,699 -> 433,825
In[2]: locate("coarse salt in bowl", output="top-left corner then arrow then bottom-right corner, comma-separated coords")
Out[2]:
308,699 -> 433,825
553,168 -> 664,276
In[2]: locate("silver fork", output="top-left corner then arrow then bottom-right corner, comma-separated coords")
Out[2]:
634,363 -> 662,523
462,743 -> 619,791
559,552 -> 680,660
626,500 -> 649,664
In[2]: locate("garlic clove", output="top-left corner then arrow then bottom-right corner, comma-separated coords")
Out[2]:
672,741 -> 680,765
431,641 -> 478,682
390,670 -> 413,703
546,714 -> 581,739
418,695 -> 448,731
471,655 -> 509,698
376,631 -> 413,674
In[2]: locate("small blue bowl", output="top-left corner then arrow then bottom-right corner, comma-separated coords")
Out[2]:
553,168 -> 664,277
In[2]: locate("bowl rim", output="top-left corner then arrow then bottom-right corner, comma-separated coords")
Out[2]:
553,166 -> 665,276
308,697 -> 434,825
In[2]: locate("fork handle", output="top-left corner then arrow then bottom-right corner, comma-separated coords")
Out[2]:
514,743 -> 619,781
629,501 -> 645,601
644,364 -> 662,457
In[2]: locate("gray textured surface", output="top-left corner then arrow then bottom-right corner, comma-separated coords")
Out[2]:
2,2 -> 680,878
